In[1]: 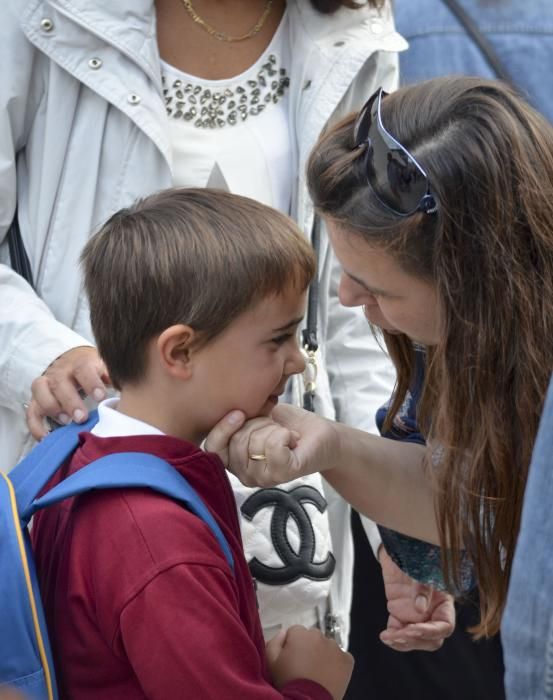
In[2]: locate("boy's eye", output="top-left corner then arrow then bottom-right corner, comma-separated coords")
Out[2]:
271,333 -> 293,346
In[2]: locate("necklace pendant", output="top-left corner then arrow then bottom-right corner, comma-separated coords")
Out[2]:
181,0 -> 274,43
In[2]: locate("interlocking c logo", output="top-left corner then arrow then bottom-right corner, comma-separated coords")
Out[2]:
241,485 -> 336,585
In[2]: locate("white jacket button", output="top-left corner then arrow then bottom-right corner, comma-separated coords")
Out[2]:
127,93 -> 141,105
40,18 -> 54,32
88,58 -> 103,70
362,17 -> 383,34
371,20 -> 383,34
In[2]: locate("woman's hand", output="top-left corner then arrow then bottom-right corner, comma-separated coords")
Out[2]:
205,403 -> 341,486
206,405 -> 439,545
378,547 -> 455,652
26,346 -> 110,439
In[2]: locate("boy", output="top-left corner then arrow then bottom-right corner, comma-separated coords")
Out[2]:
31,188 -> 353,700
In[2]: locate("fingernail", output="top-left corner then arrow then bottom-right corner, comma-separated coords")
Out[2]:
58,413 -> 70,425
92,388 -> 105,402
73,409 -> 86,423
395,638 -> 407,645
416,595 -> 429,611
227,411 -> 243,425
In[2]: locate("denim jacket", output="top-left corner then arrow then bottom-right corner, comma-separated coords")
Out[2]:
395,0 -> 553,123
502,375 -> 553,699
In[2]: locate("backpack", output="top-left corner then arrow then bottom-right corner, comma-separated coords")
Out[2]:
0,411 -> 234,700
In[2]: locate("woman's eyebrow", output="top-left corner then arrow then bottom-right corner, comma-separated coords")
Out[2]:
271,316 -> 304,333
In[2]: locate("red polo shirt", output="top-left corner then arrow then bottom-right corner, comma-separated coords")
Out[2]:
31,432 -> 331,700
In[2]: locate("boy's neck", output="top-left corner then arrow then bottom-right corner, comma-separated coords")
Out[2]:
116,385 -> 205,446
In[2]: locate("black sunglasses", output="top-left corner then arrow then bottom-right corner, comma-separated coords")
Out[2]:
353,88 -> 437,217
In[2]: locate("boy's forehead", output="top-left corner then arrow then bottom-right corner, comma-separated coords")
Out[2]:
248,287 -> 307,326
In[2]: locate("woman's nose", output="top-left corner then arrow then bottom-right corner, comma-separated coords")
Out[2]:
339,273 -> 363,307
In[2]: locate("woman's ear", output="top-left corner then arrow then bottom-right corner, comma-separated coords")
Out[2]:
156,325 -> 197,380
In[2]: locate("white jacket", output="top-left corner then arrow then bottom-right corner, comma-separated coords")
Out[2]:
0,0 -> 405,642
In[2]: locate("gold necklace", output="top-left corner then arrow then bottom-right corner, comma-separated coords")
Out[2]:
181,0 -> 273,43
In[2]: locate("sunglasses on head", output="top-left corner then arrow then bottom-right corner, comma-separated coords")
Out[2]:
353,88 -> 437,217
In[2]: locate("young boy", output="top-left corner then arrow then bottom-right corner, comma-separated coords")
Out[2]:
31,188 -> 353,700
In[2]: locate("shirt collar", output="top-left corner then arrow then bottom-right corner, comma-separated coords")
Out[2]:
91,398 -> 165,438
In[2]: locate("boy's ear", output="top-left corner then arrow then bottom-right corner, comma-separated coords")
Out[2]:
157,325 -> 197,380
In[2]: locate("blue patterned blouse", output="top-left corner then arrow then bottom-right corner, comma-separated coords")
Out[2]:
375,348 -> 474,593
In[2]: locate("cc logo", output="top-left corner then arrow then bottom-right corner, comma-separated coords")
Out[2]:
241,485 -> 336,585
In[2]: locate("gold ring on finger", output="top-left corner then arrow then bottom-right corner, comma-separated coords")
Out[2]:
249,453 -> 267,461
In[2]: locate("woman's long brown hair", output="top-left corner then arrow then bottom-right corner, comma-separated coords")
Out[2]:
307,77 -> 553,637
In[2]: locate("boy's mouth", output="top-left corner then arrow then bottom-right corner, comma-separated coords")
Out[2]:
266,383 -> 286,406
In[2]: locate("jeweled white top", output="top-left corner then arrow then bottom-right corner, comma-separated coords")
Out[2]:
163,10 -> 293,214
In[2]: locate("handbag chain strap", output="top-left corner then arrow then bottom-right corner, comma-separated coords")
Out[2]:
301,214 -> 321,412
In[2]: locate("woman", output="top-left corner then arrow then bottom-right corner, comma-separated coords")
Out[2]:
347,4 -> 553,696
209,76 -> 553,637
0,0 -> 425,650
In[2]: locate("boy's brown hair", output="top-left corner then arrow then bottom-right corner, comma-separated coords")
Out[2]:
81,188 -> 315,390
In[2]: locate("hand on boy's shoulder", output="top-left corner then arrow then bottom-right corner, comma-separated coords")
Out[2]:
27,345 -> 110,439
266,626 -> 354,700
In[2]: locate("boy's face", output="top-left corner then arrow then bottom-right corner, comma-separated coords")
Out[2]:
191,285 -> 307,431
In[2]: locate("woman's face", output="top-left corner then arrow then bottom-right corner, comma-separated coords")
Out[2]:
326,220 -> 442,346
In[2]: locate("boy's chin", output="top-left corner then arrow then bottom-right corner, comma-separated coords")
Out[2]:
258,395 -> 279,417
257,406 -> 274,418
209,397 -> 278,428
243,397 -> 278,420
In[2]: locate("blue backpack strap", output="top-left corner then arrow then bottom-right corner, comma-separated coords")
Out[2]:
0,472 -> 59,700
11,411 -> 99,520
28,452 -> 235,574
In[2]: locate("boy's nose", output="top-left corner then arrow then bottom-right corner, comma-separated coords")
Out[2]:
286,345 -> 306,376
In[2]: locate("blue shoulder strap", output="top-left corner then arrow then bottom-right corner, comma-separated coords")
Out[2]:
27,452 -> 234,573
11,411 -> 234,573
10,411 -> 99,518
